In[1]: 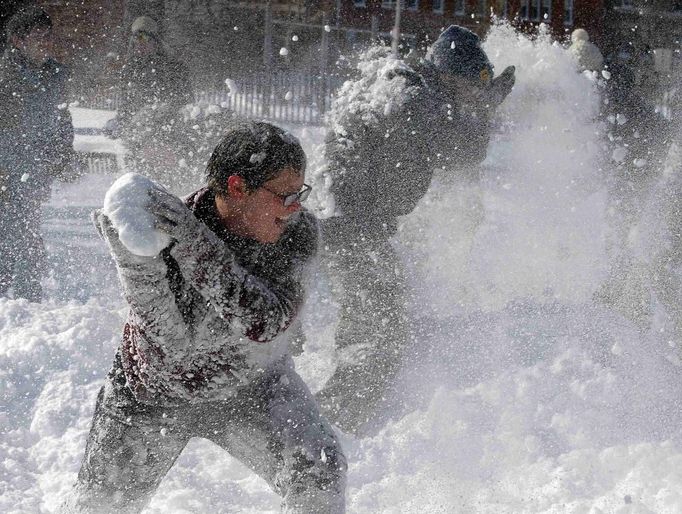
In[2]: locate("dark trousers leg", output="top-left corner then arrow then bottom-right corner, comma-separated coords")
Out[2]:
202,362 -> 347,513
64,369 -> 188,513
13,213 -> 46,302
316,226 -> 409,434
0,197 -> 46,301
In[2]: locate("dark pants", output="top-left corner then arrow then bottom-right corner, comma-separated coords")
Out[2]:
0,192 -> 46,302
315,217 -> 409,434
64,355 -> 347,513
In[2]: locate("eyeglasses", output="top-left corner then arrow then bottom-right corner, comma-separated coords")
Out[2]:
261,183 -> 312,207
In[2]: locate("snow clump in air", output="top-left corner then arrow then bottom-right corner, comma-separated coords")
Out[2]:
102,172 -> 171,257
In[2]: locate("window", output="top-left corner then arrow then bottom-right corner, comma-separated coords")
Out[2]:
519,0 -> 529,19
529,0 -> 538,20
433,0 -> 444,13
354,0 -> 367,6
382,0 -> 419,9
563,0 -> 573,24
455,0 -> 466,15
520,0 -> 548,21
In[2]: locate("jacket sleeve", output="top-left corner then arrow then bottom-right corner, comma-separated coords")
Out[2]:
96,213 -> 190,353
169,212 -> 317,343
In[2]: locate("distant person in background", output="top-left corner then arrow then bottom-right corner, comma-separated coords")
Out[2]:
568,28 -> 604,73
0,7 -> 75,302
594,44 -> 672,328
315,25 -> 515,434
106,16 -> 191,177
117,15 -> 191,131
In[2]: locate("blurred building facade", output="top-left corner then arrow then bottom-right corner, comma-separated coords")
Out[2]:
4,0 -> 677,115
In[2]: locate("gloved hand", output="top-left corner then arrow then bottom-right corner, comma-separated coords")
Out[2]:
92,209 -> 161,268
489,65 -> 516,109
146,187 -> 200,244
103,117 -> 121,138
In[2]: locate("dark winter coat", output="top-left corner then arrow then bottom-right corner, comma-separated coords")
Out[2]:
0,48 -> 74,200
118,50 -> 192,128
116,187 -> 319,404
325,56 -> 491,235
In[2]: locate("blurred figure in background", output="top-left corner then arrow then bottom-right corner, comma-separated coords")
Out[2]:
568,28 -> 604,73
0,7 -> 75,302
594,44 -> 673,329
106,16 -> 191,179
315,25 -> 515,434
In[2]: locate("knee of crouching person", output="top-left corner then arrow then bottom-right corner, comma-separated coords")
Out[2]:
287,443 -> 347,492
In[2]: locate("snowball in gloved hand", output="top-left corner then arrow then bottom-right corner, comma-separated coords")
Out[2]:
102,172 -> 172,257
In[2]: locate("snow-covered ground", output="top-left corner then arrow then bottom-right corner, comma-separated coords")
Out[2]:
2,23 -> 682,513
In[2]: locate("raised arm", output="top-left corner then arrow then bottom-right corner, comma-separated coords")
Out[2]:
94,211 -> 190,350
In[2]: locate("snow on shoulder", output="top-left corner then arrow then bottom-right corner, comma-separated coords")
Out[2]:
102,172 -> 171,257
328,46 -> 420,136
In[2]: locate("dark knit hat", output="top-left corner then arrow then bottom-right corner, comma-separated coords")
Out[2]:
426,25 -> 493,84
6,7 -> 52,43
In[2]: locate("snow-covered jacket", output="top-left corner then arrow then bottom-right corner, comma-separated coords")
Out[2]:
115,187 -> 318,404
0,49 -> 74,198
325,49 -> 491,234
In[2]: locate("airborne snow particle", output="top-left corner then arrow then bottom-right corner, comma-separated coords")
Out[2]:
279,47 -> 289,56
601,70 -> 611,80
612,147 -> 627,163
292,35 -> 299,41
250,152 -> 266,164
324,25 -> 331,32
21,173 -> 30,182
451,41 -> 456,49
285,91 -> 293,101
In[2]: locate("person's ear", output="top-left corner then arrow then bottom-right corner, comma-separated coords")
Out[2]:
227,175 -> 249,199
9,35 -> 23,50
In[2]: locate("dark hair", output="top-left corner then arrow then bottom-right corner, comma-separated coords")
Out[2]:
6,7 -> 52,43
207,121 -> 307,196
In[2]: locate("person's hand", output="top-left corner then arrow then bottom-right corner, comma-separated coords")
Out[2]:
489,65 -> 516,109
92,209 -> 159,267
103,117 -> 120,138
146,188 -> 199,244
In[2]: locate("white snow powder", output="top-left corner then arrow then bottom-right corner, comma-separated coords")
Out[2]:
250,152 -> 266,164
102,172 -> 172,257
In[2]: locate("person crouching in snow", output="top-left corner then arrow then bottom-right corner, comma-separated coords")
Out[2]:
63,122 -> 347,513
315,25 -> 515,435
